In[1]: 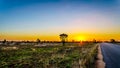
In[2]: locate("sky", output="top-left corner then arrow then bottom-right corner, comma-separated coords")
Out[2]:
0,0 -> 120,41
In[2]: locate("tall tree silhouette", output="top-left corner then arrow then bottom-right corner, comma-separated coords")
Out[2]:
36,38 -> 41,44
59,33 -> 68,46
110,39 -> 116,43
2,39 -> 6,44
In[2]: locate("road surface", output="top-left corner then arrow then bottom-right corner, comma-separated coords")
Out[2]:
100,43 -> 120,68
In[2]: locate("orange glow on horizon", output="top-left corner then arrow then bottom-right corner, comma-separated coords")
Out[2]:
0,33 -> 120,41
74,36 -> 86,41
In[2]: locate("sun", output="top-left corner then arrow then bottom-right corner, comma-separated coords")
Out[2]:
75,36 -> 86,41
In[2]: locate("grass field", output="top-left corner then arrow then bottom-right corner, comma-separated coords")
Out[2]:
0,43 -> 97,68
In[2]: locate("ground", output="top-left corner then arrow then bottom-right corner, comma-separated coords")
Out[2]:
0,43 -> 97,68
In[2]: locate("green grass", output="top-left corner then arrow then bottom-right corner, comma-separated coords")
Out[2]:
0,43 -> 97,68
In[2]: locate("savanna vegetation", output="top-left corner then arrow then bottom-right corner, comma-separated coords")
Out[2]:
0,42 -> 97,68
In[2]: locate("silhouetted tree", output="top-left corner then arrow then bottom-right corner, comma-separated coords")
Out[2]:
36,38 -> 41,44
93,39 -> 96,43
110,39 -> 116,43
2,39 -> 6,44
59,33 -> 68,46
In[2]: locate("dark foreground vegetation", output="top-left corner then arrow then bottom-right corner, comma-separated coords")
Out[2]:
0,42 -> 97,68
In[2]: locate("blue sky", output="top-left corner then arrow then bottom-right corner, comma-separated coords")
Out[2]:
0,0 -> 120,41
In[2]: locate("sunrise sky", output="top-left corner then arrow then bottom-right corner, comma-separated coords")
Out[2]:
0,0 -> 120,41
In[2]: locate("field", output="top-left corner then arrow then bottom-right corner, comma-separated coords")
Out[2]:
0,43 -> 97,68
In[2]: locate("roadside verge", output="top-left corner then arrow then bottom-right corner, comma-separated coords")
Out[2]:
95,44 -> 105,68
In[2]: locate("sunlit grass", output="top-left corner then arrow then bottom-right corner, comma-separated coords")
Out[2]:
0,43 -> 97,68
